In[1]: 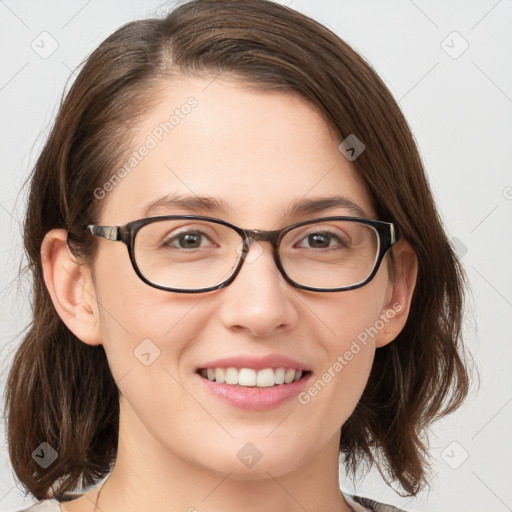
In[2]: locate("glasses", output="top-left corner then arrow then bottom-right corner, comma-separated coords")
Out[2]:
85,215 -> 399,293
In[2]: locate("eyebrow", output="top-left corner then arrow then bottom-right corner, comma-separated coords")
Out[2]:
141,193 -> 369,219
141,193 -> 232,218
285,196 -> 369,218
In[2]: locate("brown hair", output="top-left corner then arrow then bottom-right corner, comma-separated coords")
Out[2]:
4,0 -> 470,500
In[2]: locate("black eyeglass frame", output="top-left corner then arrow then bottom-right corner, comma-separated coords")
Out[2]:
85,215 -> 400,293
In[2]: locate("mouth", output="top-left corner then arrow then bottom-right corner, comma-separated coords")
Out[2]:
196,367 -> 312,388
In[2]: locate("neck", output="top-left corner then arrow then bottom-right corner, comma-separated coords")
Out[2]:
95,397 -> 353,512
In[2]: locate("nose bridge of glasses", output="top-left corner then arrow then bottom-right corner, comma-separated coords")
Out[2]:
236,228 -> 284,284
243,228 -> 281,246
240,229 -> 282,260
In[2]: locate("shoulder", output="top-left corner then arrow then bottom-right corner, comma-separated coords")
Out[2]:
16,500 -> 60,512
18,493 -> 406,512
17,492 -> 83,512
349,494 -> 409,512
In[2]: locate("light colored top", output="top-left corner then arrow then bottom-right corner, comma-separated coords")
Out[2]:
18,502 -> 61,512
17,492 -> 406,511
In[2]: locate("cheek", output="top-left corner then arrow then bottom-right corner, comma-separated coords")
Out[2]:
301,279 -> 390,419
302,338 -> 374,428
91,253 -> 209,390
313,271 -> 389,352
93,277 -> 211,452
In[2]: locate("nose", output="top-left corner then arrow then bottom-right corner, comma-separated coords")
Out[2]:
216,241 -> 299,337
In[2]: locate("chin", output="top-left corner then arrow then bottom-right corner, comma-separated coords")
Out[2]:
202,457 -> 300,481
187,438 -> 310,480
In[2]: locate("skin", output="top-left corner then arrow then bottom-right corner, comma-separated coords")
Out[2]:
41,77 -> 417,512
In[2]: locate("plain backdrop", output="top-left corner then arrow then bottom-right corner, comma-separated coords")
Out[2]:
0,1 -> 511,511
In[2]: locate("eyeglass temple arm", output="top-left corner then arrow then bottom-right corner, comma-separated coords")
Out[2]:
390,223 -> 399,245
87,225 -> 122,241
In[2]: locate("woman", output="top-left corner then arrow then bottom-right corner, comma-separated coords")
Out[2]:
4,1 -> 469,511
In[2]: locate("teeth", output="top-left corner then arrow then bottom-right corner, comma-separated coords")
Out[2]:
239,368 -> 257,387
214,368 -> 225,383
225,367 -> 238,385
285,368 -> 296,383
200,367 -> 304,387
275,368 -> 285,385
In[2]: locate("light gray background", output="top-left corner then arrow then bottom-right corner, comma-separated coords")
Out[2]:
1,1 -> 511,511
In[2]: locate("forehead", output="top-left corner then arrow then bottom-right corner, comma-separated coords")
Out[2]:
98,77 -> 376,225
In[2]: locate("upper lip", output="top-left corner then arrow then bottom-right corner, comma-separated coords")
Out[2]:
197,354 -> 311,372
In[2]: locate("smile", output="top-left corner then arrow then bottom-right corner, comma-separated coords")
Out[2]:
198,367 -> 311,388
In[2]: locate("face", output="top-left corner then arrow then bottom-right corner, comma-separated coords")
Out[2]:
87,77 -> 397,479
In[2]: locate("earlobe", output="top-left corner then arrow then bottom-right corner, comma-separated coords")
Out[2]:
375,239 -> 418,348
41,229 -> 102,346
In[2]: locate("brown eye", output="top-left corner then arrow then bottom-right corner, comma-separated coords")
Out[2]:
296,231 -> 347,249
164,231 -> 211,249
306,233 -> 331,248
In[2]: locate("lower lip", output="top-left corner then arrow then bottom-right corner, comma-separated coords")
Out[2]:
196,372 -> 312,411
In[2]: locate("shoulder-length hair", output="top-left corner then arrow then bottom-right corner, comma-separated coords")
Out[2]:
4,0 -> 469,500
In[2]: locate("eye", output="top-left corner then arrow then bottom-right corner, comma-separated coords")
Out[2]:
163,230 -> 213,249
296,231 -> 348,249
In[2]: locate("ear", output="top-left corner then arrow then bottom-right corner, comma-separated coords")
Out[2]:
374,239 -> 418,348
40,229 -> 102,346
